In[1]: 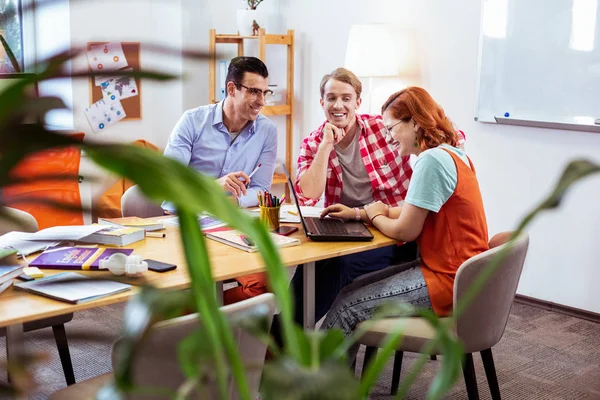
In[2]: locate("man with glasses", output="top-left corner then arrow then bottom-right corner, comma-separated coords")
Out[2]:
277,68 -> 466,334
163,56 -> 277,304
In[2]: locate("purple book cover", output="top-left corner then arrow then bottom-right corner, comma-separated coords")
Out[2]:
30,247 -> 134,270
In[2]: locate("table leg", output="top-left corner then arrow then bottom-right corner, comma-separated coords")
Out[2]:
215,281 -> 224,305
303,261 -> 316,329
5,323 -> 24,383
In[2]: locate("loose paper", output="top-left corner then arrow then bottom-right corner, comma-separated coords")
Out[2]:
84,98 -> 126,133
100,68 -> 139,101
86,42 -> 128,74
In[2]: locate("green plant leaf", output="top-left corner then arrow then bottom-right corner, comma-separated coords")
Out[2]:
262,358 -> 361,400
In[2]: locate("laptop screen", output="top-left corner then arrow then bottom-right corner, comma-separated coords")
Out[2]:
280,164 -> 311,235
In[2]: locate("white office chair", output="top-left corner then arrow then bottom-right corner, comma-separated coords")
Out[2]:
121,185 -> 164,218
50,293 -> 276,400
357,233 -> 530,399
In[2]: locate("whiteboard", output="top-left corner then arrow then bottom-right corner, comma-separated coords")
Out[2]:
475,0 -> 600,132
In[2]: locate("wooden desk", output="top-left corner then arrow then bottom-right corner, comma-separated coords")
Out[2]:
0,224 -> 396,339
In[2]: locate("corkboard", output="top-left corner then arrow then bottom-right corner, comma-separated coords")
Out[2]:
88,42 -> 142,120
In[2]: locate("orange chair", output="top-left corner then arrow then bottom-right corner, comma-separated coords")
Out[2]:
95,139 -> 159,219
3,133 -> 85,229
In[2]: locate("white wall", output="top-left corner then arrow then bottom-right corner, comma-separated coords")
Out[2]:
183,0 -> 600,312
69,0 -> 183,148
68,0 -> 184,205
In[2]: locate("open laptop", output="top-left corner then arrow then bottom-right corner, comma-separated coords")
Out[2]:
282,166 -> 373,242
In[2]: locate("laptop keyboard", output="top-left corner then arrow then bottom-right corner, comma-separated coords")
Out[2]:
307,217 -> 349,235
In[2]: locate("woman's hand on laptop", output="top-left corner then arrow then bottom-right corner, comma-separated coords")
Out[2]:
320,204 -> 354,221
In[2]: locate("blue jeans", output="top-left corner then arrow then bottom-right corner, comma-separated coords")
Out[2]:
322,259 -> 432,361
290,243 -> 418,326
270,243 -> 419,348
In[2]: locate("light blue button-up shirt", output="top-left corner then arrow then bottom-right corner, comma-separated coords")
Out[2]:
162,100 -> 277,212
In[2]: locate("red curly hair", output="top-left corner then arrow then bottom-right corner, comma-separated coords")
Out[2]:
381,87 -> 457,150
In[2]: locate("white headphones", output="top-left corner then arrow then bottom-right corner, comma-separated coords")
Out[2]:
99,253 -> 148,277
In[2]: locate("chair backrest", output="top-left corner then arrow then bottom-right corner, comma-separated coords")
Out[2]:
0,207 -> 38,235
454,233 -> 529,353
112,293 -> 276,400
120,185 -> 164,218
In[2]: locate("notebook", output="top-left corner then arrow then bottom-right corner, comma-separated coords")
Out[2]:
29,247 -> 134,270
14,272 -> 132,304
78,225 -> 145,246
0,265 -> 23,285
98,216 -> 164,232
206,230 -> 300,253
281,165 -> 373,242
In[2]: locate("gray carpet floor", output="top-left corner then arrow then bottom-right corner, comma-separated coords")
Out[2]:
1,301 -> 600,399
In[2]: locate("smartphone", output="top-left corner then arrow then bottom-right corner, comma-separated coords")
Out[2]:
145,259 -> 177,273
272,226 -> 299,236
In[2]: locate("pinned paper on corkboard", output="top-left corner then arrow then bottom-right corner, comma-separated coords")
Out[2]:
87,42 -> 142,120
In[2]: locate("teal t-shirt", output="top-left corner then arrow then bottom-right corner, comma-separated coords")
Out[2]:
405,144 -> 470,212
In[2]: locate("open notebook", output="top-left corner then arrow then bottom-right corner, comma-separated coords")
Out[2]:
206,230 -> 300,253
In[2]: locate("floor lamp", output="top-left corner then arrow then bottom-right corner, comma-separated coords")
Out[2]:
344,24 -> 418,115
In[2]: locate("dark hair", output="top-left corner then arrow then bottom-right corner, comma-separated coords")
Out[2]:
319,67 -> 362,99
381,86 -> 457,149
225,56 -> 269,88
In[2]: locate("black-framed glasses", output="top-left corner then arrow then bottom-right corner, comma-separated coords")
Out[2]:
383,120 -> 403,136
234,82 -> 274,99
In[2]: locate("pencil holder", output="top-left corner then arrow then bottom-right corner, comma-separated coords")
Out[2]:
259,206 -> 280,230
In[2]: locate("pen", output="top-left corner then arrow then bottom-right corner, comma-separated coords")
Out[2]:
240,235 -> 254,246
248,163 -> 262,179
280,195 -> 287,204
147,232 -> 166,238
288,210 -> 298,216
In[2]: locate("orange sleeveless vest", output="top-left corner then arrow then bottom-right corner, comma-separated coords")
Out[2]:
418,148 -> 489,316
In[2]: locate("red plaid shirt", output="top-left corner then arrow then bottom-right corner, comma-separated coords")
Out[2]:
294,114 -> 466,207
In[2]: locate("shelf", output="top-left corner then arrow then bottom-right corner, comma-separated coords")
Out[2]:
215,34 -> 293,46
208,102 -> 291,116
210,28 -> 294,201
261,105 -> 291,116
272,173 -> 287,185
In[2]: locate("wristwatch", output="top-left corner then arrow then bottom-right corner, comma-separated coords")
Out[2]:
354,207 -> 361,221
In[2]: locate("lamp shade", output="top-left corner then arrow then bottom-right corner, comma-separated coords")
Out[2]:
344,24 -> 418,77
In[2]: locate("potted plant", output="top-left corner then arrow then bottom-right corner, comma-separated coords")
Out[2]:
237,0 -> 267,36
2,4 -> 599,399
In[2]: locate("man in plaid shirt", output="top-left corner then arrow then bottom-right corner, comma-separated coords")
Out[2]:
279,68 -> 465,332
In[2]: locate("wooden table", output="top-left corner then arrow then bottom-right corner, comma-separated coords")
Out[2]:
0,224 -> 396,355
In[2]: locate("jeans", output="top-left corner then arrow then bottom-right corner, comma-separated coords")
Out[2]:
271,243 -> 418,347
322,260 -> 432,361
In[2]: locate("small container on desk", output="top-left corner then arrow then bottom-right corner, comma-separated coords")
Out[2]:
259,206 -> 281,230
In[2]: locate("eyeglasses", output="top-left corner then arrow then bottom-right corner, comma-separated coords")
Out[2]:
234,83 -> 274,99
383,120 -> 403,137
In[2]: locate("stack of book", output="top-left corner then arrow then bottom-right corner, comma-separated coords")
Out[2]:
79,225 -> 145,246
98,216 -> 164,232
0,264 -> 23,295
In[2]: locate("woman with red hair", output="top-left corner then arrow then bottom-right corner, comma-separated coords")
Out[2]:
320,87 -> 489,357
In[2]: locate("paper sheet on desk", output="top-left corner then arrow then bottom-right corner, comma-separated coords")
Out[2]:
160,214 -> 228,231
0,231 -> 60,256
29,225 -> 105,241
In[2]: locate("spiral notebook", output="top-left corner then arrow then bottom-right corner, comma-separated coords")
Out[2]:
206,230 -> 300,253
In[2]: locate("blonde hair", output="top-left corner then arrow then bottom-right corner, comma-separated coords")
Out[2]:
319,67 -> 362,99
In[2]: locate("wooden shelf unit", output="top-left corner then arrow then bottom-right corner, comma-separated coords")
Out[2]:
209,28 -> 294,199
